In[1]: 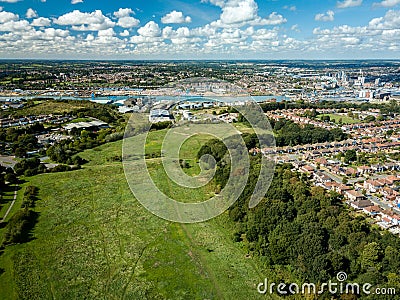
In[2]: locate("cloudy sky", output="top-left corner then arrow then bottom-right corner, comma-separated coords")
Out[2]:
0,0 -> 399,59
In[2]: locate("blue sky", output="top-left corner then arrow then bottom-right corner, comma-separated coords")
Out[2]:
0,0 -> 399,59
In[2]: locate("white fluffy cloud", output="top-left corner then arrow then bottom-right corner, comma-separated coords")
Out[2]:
337,0 -> 363,8
34,28 -> 70,40
1,2 -> 400,58
208,0 -> 286,27
31,17 -> 51,27
117,16 -> 139,28
161,26 -> 203,45
26,8 -> 38,19
0,10 -> 18,23
98,28 -> 115,37
113,8 -> 139,28
161,11 -> 191,24
0,19 -> 30,32
54,10 -> 115,31
312,10 -> 400,53
252,28 -> 278,40
368,10 -> 400,29
71,0 -> 83,4
315,10 -> 335,22
220,0 -> 258,24
374,0 -> 400,7
256,12 -> 286,25
0,0 -> 21,3
137,21 -> 161,37
113,8 -> 134,18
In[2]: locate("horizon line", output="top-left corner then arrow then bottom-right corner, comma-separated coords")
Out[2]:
1,58 -> 400,62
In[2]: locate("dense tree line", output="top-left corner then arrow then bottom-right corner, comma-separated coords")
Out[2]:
197,138 -> 229,189
1,208 -> 38,246
46,141 -> 85,165
260,100 -> 382,113
270,119 -> 347,146
14,158 -> 45,176
0,165 -> 16,187
12,134 -> 39,158
198,139 -> 400,299
150,121 -> 173,131
21,186 -> 39,208
74,106 -> 119,124
46,128 -> 121,164
0,123 -> 44,143
13,157 -> 79,176
229,164 -> 400,299
2,186 -> 39,246
0,124 -> 44,157
5,100 -> 122,123
225,117 -> 347,148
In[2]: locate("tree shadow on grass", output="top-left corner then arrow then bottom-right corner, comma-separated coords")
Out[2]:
1,209 -> 39,247
0,179 -> 26,207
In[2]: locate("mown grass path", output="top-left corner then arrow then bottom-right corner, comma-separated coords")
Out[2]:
1,184 -> 18,222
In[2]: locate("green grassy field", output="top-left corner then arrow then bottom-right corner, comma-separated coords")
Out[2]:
12,101 -> 88,117
0,130 -> 275,299
317,113 -> 360,124
233,122 -> 255,134
178,133 -> 214,176
69,117 -> 93,123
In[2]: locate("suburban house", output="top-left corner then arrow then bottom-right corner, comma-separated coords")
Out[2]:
350,199 -> 373,209
315,157 -> 328,167
380,187 -> 399,202
357,165 -> 372,175
335,184 -> 353,195
322,182 -> 337,191
381,217 -> 393,227
313,172 -> 332,183
331,166 -> 341,175
345,190 -> 366,202
344,167 -> 357,177
364,179 -> 384,193
391,215 -> 400,226
380,210 -> 400,226
363,205 -> 381,216
383,175 -> 400,186
299,165 -> 315,174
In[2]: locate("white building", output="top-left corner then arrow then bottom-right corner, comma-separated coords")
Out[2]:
182,110 -> 193,120
149,109 -> 172,123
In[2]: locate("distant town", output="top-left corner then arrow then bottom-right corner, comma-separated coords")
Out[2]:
1,60 -> 399,103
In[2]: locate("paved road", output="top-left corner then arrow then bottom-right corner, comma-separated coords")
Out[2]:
319,167 -> 400,215
367,194 -> 400,214
320,167 -> 365,184
320,169 -> 342,183
1,185 -> 18,222
0,155 -> 17,168
348,177 -> 366,184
